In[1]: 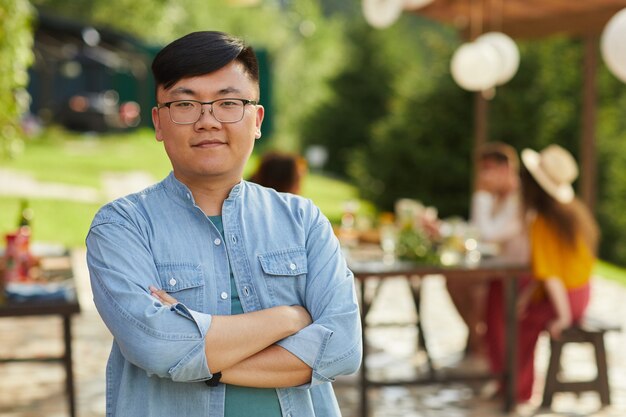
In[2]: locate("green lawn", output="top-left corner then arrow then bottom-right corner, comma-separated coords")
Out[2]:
594,260 -> 626,287
2,127 -> 171,188
1,128 -> 364,248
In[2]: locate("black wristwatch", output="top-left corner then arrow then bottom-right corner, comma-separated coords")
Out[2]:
205,371 -> 222,387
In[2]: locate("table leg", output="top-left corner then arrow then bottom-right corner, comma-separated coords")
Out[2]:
408,276 -> 435,379
503,277 -> 518,412
63,316 -> 76,417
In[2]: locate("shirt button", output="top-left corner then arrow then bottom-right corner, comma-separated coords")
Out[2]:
186,193 -> 191,199
214,238 -> 221,246
169,278 -> 177,286
220,292 -> 228,300
289,263 -> 297,271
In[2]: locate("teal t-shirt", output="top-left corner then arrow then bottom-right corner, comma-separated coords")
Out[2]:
208,216 -> 282,417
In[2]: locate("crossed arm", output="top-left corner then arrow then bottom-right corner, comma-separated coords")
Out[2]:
150,287 -> 313,387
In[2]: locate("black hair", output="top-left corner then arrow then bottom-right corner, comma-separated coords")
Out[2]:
151,31 -> 259,91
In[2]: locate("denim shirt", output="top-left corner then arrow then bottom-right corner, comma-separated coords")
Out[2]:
86,172 -> 362,417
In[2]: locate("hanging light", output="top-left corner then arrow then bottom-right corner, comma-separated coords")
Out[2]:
362,0 -> 404,29
450,41 -> 500,92
601,8 -> 626,83
475,32 -> 519,85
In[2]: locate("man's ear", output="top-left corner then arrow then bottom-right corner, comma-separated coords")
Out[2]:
255,105 -> 265,138
152,107 -> 164,142
256,104 -> 265,132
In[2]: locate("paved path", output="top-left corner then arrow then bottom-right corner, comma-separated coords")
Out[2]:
0,168 -> 155,204
1,250 -> 625,417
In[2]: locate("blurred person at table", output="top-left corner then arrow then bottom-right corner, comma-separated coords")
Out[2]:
249,151 -> 307,194
86,31 -> 361,417
447,142 -> 529,372
486,144 -> 598,403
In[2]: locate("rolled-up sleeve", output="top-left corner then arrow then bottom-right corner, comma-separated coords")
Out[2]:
276,212 -> 362,387
87,209 -> 213,382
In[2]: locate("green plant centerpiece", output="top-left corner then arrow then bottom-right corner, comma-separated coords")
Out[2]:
393,199 -> 441,265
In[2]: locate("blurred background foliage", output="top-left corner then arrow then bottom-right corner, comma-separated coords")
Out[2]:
0,0 -> 34,158
2,0 -> 626,264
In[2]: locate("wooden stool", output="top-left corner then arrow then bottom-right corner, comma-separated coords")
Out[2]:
541,318 -> 621,408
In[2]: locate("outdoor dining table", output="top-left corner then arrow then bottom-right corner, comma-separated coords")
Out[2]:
346,247 -> 530,417
0,251 -> 80,417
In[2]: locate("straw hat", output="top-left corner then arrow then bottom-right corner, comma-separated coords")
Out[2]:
521,144 -> 578,204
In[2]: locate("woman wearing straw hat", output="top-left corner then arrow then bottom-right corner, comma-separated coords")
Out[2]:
486,144 -> 599,403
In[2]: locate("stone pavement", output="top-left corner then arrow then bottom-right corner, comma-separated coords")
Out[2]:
1,249 -> 625,417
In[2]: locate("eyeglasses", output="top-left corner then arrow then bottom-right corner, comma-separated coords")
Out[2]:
157,98 -> 258,124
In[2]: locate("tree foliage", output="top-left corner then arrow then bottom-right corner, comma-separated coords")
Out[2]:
0,0 -> 34,157
299,22 -> 395,177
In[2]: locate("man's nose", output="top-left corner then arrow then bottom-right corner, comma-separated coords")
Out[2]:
197,104 -> 221,125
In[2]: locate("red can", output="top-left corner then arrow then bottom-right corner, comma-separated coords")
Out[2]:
3,227 -> 31,282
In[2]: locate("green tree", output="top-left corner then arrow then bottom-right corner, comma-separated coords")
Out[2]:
320,17 -> 475,216
349,45 -> 474,216
300,21 -> 394,177
489,38 -> 583,154
0,0 -> 34,158
595,58 -> 626,263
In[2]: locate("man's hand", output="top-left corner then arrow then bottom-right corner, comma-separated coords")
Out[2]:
150,286 -> 177,306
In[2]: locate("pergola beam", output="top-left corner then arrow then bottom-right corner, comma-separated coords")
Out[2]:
410,0 -> 626,39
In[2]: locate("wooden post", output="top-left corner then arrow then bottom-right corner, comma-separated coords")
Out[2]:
473,91 -> 489,161
580,37 -> 598,212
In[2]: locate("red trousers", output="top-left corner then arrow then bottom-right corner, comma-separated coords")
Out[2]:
485,278 -> 590,402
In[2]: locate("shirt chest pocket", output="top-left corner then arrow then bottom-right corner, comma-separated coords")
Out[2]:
155,263 -> 206,311
258,247 -> 308,306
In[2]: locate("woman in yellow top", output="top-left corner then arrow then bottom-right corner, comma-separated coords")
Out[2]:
514,144 -> 599,402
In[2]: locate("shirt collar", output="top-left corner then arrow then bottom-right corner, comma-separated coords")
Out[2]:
163,171 -> 245,206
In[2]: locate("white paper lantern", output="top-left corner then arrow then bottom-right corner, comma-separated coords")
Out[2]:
476,32 -> 520,85
601,8 -> 626,83
362,0 -> 404,29
450,42 -> 500,91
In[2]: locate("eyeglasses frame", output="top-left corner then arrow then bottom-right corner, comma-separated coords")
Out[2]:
157,98 -> 258,125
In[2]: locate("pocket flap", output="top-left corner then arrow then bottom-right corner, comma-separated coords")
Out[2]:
258,247 -> 308,276
156,263 -> 204,292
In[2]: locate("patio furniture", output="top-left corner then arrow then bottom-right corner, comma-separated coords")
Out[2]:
0,253 -> 80,417
348,249 -> 529,417
542,317 -> 621,408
